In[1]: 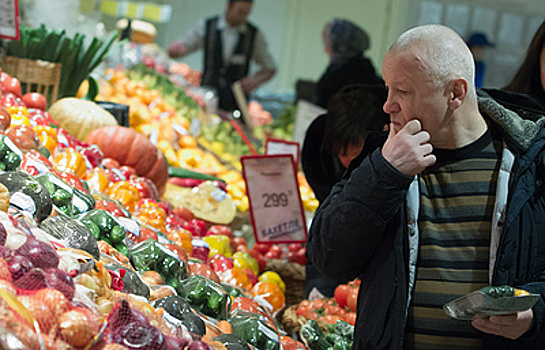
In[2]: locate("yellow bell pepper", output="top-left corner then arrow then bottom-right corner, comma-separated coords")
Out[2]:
258,271 -> 286,293
203,234 -> 232,258
53,147 -> 88,177
233,251 -> 259,276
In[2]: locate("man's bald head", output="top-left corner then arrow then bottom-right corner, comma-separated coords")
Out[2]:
387,25 -> 476,98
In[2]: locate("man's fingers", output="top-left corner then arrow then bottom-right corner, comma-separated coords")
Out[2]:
403,119 -> 422,134
414,130 -> 431,145
422,153 -> 436,168
488,314 -> 517,326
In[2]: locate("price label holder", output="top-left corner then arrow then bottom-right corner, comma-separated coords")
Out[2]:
291,100 -> 326,145
265,138 -> 300,165
242,154 -> 307,244
0,0 -> 19,40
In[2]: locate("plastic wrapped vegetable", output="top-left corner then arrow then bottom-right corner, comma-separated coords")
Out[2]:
129,239 -> 188,292
213,334 -> 252,350
40,216 -> 100,259
0,134 -> 22,171
229,309 -> 280,350
0,171 -> 52,222
178,274 -> 231,320
154,295 -> 206,337
79,209 -> 129,255
300,320 -> 333,350
106,263 -> 150,299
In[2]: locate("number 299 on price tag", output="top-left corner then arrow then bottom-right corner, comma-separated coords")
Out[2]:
241,154 -> 308,244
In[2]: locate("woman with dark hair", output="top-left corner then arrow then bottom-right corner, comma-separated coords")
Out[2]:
302,84 -> 388,297
503,20 -> 545,108
314,19 -> 383,108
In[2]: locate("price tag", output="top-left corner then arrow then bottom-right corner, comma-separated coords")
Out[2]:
242,155 -> 307,244
0,0 -> 19,40
265,138 -> 300,165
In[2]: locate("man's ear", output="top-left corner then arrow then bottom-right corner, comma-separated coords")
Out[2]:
448,78 -> 468,110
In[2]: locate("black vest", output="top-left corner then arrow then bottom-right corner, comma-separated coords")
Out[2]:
202,16 -> 257,112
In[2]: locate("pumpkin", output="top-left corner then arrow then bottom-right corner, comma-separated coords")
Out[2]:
49,98 -> 118,141
85,126 -> 168,194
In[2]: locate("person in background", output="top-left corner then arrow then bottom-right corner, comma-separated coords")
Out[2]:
168,0 -> 276,113
466,32 -> 495,88
314,19 -> 383,108
503,20 -> 545,109
301,84 -> 388,298
307,24 -> 545,349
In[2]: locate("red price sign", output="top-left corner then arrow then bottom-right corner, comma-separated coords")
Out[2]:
242,154 -> 307,244
265,138 -> 300,165
0,0 -> 19,40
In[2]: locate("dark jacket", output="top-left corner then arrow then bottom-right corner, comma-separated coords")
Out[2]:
307,89 -> 545,350
314,55 -> 383,108
202,16 -> 257,111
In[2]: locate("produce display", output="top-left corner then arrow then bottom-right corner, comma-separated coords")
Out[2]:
0,24 -> 323,349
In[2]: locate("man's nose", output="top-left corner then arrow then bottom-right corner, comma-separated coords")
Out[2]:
383,98 -> 399,114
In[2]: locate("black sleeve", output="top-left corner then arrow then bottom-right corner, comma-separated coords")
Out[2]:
307,148 -> 413,281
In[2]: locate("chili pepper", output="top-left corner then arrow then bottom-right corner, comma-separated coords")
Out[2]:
129,239 -> 188,292
53,147 -> 88,177
0,135 -> 22,171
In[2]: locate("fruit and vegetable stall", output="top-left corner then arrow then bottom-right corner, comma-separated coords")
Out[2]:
0,25 -> 356,350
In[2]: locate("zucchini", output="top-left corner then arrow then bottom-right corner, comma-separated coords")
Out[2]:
168,166 -> 225,183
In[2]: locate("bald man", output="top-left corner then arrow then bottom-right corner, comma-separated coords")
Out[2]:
307,25 -> 545,349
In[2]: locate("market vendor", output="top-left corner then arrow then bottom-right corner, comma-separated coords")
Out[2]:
168,0 -> 277,113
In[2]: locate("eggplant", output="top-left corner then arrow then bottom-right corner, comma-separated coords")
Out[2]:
153,295 -> 205,337
0,171 -> 52,223
40,216 -> 100,260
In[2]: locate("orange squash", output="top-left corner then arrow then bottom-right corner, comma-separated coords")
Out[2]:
85,126 -> 168,194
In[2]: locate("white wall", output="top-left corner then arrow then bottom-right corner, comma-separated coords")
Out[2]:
154,0 -> 544,93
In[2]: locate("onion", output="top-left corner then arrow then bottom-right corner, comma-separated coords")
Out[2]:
187,340 -> 213,350
12,268 -> 46,291
18,295 -> 56,333
58,308 -> 102,347
32,288 -> 71,319
43,267 -> 75,300
16,235 -> 59,269
5,254 -> 33,281
0,257 -> 12,282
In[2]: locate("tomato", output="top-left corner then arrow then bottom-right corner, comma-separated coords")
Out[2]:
344,312 -> 357,325
297,307 -> 318,320
231,236 -> 247,248
21,93 -> 46,110
347,287 -> 359,312
1,76 -> 22,97
236,244 -> 252,254
320,315 -> 344,324
232,296 -> 262,314
264,245 -> 283,259
334,284 -> 351,308
287,243 -> 302,252
127,227 -> 158,244
252,243 -> 271,255
288,248 -> 307,265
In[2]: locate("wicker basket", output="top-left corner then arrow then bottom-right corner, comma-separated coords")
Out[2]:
1,56 -> 62,105
281,304 -> 329,336
265,258 -> 306,309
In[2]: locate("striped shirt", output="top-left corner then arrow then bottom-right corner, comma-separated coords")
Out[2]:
404,128 -> 502,350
